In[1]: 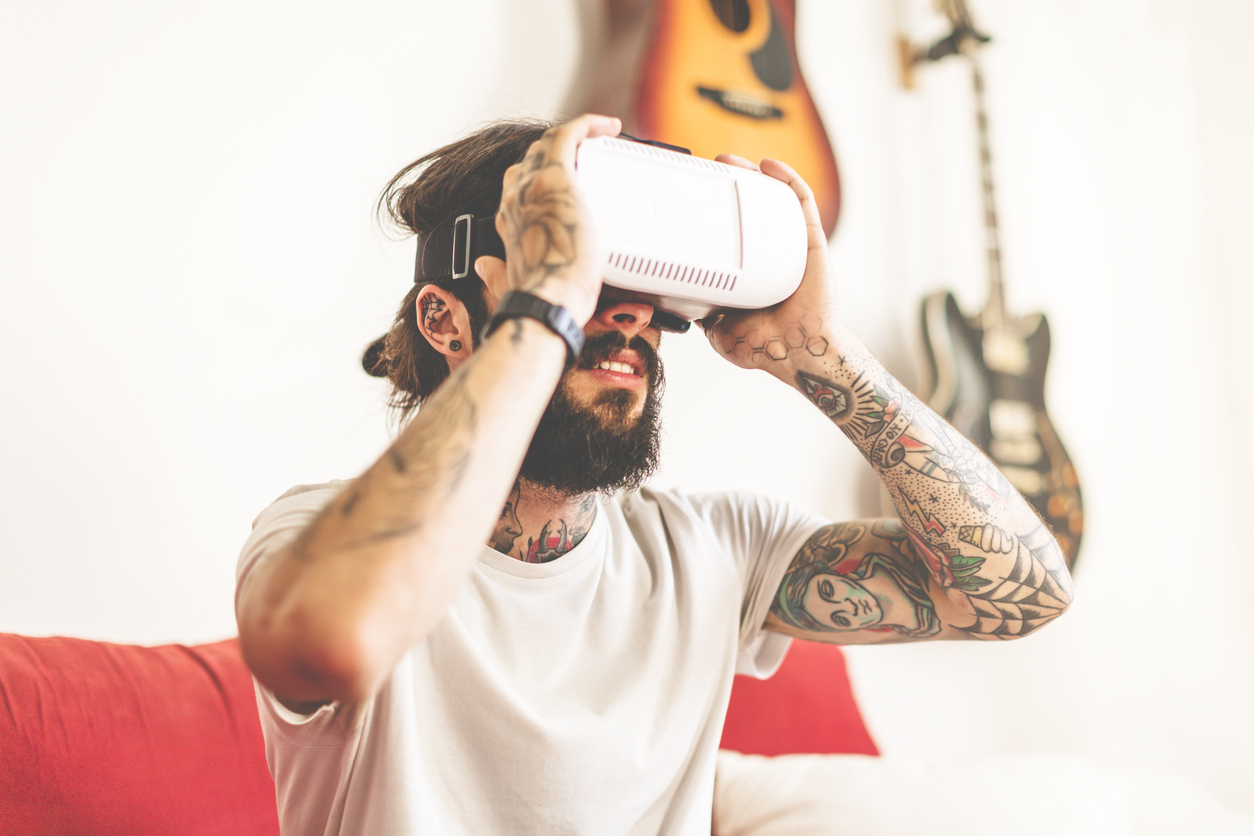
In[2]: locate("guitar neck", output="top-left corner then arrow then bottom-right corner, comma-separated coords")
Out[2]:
968,49 -> 1008,329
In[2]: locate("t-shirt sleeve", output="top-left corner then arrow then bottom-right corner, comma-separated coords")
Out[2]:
235,481 -> 367,745
234,481 -> 346,614
680,491 -> 829,679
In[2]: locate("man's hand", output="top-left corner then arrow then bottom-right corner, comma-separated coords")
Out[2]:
487,114 -> 622,326
700,155 -> 840,382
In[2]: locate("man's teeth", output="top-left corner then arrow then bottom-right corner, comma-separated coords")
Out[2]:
595,361 -> 636,375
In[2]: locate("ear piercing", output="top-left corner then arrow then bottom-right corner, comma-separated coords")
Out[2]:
450,340 -> 463,352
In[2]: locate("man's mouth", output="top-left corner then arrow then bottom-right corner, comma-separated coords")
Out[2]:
593,360 -> 639,375
582,354 -> 645,390
574,332 -> 661,389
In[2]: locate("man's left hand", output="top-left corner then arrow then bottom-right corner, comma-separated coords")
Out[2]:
699,155 -> 840,383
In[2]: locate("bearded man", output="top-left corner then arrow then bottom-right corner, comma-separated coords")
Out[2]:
235,114 -> 1073,835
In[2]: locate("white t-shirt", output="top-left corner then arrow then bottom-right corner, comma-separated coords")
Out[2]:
236,482 -> 826,835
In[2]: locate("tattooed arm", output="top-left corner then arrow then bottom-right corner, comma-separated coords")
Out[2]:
236,115 -> 620,707
703,156 -> 1073,643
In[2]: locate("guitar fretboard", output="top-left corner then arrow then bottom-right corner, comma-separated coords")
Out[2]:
968,51 -> 1007,329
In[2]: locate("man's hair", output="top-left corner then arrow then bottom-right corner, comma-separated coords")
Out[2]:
365,119 -> 553,422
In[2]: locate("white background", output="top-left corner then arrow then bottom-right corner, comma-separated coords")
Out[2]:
3,0 -> 1251,814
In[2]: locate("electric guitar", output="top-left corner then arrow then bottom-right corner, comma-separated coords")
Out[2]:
912,2 -> 1085,568
565,0 -> 842,237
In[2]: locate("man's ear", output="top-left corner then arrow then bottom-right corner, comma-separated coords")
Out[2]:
415,284 -> 472,362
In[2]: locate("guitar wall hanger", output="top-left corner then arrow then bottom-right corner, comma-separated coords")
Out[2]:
896,0 -> 991,89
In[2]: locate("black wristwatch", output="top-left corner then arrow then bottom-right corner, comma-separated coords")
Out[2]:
481,290 -> 585,371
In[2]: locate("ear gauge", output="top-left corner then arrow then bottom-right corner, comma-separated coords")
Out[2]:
450,340 -> 462,352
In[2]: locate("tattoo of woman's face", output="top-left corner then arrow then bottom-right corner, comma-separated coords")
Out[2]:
805,573 -> 882,629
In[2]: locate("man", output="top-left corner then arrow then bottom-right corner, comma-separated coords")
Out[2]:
235,114 -> 1073,834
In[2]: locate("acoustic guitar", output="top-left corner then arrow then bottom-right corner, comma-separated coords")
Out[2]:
910,2 -> 1085,568
565,0 -> 842,237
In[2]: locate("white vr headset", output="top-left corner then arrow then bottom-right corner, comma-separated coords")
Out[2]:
413,135 -> 807,333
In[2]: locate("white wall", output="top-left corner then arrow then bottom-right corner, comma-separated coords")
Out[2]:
3,0 -> 1251,813
838,0 -> 1254,811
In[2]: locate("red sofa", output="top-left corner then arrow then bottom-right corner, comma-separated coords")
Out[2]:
0,633 -> 875,835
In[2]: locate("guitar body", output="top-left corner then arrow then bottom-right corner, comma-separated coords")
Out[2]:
919,291 -> 1084,567
566,0 -> 841,236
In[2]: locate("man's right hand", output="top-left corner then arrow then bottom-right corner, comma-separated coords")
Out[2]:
487,113 -> 621,326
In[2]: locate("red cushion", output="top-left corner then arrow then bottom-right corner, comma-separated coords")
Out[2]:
0,634 -> 279,836
720,640 -> 878,757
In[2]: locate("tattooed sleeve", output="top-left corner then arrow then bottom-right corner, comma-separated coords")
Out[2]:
765,352 -> 1071,642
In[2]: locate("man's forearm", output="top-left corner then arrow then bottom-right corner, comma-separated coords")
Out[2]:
237,115 -> 623,704
780,323 -> 1073,636
237,319 -> 567,703
699,153 -> 1070,638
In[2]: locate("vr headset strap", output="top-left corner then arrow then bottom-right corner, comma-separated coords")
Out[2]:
413,214 -> 505,284
411,207 -> 691,334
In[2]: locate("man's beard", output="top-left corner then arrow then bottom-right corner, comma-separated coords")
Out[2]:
518,331 -> 664,496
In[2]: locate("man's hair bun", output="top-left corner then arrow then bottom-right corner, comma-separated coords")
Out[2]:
361,335 -> 389,378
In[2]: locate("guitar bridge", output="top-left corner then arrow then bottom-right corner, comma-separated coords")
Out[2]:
696,87 -> 784,120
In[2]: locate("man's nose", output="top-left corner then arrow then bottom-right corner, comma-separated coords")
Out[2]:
591,301 -> 655,341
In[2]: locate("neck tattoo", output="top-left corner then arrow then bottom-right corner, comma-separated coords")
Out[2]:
490,485 -> 597,563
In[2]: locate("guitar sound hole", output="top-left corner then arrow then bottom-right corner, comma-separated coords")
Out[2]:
709,0 -> 751,33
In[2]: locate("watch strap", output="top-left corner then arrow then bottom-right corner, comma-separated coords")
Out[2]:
482,290 -> 585,371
